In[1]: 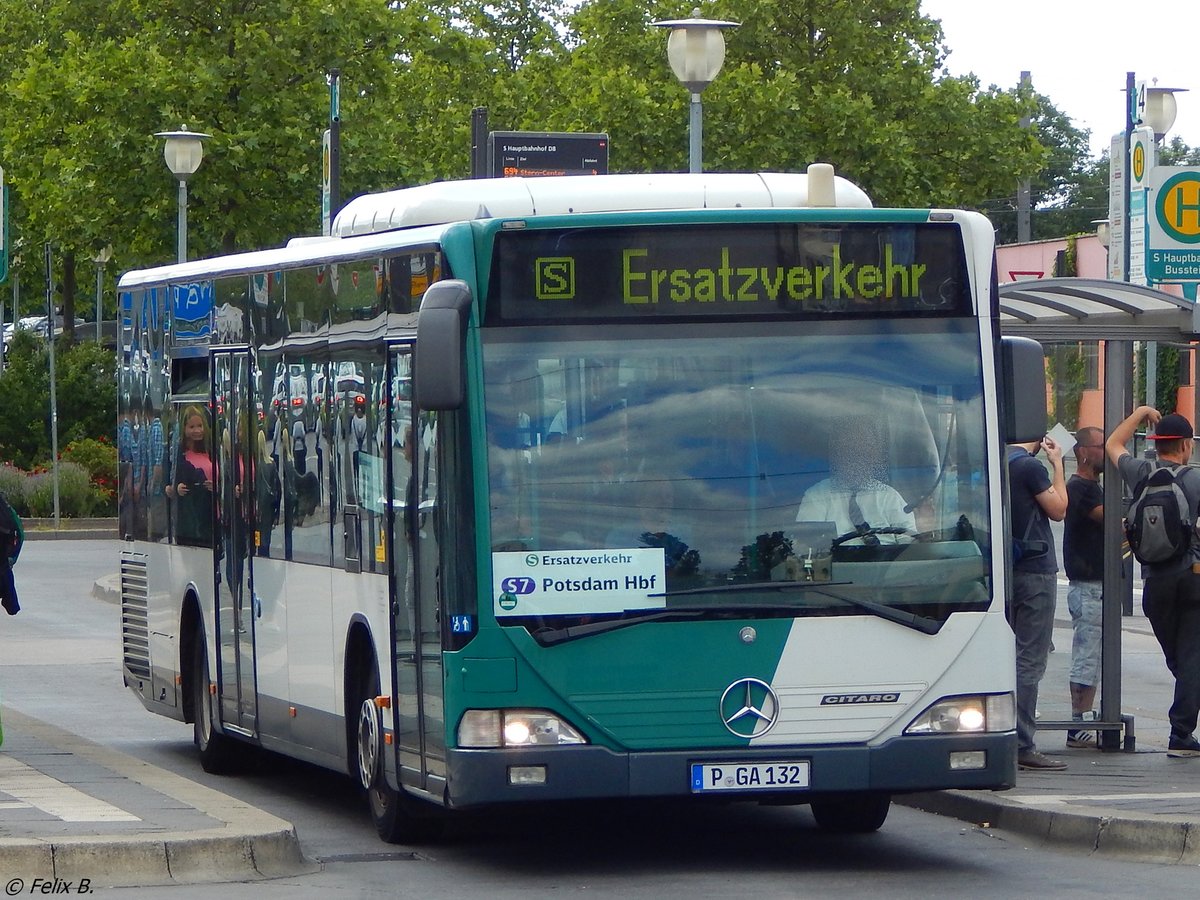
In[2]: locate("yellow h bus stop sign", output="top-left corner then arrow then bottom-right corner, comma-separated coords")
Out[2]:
1148,166 -> 1200,282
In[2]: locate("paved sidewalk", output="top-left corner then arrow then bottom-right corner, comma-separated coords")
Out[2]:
903,745 -> 1200,864
0,707 -> 312,888
901,572 -> 1200,862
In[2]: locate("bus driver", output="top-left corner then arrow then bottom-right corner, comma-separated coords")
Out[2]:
795,416 -> 915,545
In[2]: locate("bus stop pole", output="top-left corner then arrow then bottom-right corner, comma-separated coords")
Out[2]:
1101,338 -> 1133,750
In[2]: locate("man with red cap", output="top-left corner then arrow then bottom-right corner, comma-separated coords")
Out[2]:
1107,406 -> 1200,757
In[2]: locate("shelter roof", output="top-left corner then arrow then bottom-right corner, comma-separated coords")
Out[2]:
998,277 -> 1196,342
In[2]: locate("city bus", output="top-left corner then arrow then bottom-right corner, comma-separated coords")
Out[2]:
117,166 -> 1045,841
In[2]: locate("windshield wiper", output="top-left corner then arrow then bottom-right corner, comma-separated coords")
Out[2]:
658,580 -> 941,635
533,580 -> 942,644
533,607 -> 710,645
802,586 -> 943,635
647,580 -> 852,598
535,595 -> 818,645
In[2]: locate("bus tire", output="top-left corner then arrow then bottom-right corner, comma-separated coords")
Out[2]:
192,632 -> 239,774
353,664 -> 438,844
809,793 -> 891,833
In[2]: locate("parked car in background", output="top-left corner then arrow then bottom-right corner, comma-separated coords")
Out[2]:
2,314 -> 87,353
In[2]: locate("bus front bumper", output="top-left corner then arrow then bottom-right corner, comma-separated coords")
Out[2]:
444,731 -> 1016,808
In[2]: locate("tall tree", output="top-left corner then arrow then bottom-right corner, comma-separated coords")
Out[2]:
0,0 -> 406,300
985,92 -> 1092,244
520,0 -> 1045,210
0,0 -> 1061,303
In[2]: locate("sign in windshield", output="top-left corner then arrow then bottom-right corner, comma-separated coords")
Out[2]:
487,222 -> 970,324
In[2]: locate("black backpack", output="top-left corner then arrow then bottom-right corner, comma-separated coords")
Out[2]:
0,492 -> 21,561
1125,464 -> 1196,565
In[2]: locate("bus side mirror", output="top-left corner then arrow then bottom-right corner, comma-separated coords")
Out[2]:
415,280 -> 473,410
1000,335 -> 1046,444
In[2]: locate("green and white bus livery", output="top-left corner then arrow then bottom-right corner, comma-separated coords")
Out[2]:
118,166 -> 1044,840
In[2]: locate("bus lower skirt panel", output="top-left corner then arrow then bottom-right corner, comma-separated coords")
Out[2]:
445,732 -> 1017,807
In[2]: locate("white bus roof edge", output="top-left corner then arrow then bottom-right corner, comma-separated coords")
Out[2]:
332,171 -> 872,237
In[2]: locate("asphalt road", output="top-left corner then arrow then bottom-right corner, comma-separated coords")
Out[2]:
5,541 -> 1200,897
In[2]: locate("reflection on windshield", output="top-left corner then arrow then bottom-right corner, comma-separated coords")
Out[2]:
483,323 -> 991,630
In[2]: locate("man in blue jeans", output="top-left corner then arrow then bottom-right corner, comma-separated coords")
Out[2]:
1063,427 -> 1106,748
1106,408 -> 1200,758
1008,434 -> 1068,770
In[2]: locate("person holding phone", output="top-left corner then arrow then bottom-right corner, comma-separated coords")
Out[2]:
1007,433 -> 1067,771
167,405 -> 215,547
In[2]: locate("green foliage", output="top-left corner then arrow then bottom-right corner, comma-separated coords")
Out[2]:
1046,343 -> 1087,431
1161,136 -> 1200,167
0,0 -> 1058,291
1135,343 -> 1184,413
23,461 -> 97,517
55,340 -> 118,446
61,437 -> 118,514
0,465 -> 27,515
0,332 -> 116,468
987,91 -> 1093,244
0,331 -> 52,469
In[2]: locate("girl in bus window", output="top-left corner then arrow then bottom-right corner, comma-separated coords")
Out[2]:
167,405 -> 214,547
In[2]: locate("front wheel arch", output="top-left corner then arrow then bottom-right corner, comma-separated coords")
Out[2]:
344,630 -> 441,843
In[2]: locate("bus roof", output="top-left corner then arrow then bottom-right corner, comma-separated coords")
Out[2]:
332,168 -> 872,238
117,221 -> 453,290
118,168 -> 873,290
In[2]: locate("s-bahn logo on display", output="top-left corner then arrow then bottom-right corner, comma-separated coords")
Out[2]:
534,257 -> 576,300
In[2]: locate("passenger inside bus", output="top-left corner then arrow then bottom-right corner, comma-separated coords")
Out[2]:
167,404 -> 214,547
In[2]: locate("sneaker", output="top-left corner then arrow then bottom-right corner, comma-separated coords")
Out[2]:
1066,729 -> 1096,749
1018,750 -> 1068,771
1167,735 -> 1200,758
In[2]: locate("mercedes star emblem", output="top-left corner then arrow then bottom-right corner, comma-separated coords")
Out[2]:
719,677 -> 780,738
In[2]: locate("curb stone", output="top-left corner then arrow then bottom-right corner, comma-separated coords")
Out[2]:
900,789 -> 1200,864
0,708 -> 317,888
22,518 -> 117,541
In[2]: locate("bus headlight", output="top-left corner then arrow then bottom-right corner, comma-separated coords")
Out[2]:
458,709 -> 588,748
904,693 -> 1015,734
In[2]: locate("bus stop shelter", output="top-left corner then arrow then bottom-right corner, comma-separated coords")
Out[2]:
998,276 -> 1199,750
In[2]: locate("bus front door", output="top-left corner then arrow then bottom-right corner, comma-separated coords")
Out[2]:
389,347 -> 446,792
213,350 -> 258,737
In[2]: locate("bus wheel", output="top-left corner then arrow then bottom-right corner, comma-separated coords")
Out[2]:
809,793 -> 891,833
192,633 -> 239,774
354,670 -> 437,843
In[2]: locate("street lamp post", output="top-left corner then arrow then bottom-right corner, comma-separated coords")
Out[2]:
1118,82 -> 1185,408
92,244 -> 112,343
653,11 -> 738,174
1143,83 -> 1185,142
154,127 -> 211,263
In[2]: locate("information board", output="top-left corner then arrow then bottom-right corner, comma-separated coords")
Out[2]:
489,131 -> 608,178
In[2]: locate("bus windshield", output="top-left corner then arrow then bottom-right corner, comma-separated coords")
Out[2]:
482,318 -> 992,637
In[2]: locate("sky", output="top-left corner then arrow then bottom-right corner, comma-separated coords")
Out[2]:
920,0 -> 1200,158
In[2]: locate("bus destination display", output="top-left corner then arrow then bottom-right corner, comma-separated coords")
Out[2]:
487,222 -> 970,323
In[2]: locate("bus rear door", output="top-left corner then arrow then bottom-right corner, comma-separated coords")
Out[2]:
213,348 -> 258,738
